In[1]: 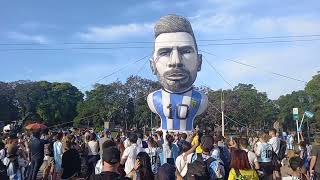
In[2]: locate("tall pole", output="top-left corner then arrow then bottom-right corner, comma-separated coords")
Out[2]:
307,118 -> 310,142
221,90 -> 225,137
150,112 -> 153,132
296,119 -> 300,144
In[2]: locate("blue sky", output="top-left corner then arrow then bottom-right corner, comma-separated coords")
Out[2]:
1,0 -> 319,99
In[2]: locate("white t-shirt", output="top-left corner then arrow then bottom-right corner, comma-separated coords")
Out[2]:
175,153 -> 188,177
162,142 -> 173,161
268,137 -> 280,155
87,141 -> 99,156
243,148 -> 258,169
122,143 -> 145,175
123,138 -> 130,149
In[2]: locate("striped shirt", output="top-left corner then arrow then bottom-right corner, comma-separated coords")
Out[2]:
147,88 -> 207,131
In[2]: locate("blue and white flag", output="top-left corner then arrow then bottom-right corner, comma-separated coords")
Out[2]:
305,111 -> 314,118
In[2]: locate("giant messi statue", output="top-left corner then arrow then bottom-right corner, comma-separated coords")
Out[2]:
147,14 -> 208,131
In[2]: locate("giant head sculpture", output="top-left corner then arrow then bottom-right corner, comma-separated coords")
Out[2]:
148,15 -> 207,131
151,14 -> 202,93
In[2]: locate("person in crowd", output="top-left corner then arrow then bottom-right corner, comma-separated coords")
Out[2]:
87,133 -> 100,175
3,144 -> 28,180
116,138 -> 126,158
155,163 -> 176,180
268,129 -> 281,179
282,156 -> 308,180
156,131 -> 164,147
256,132 -> 273,180
28,130 -> 50,180
304,139 -> 312,157
176,133 -> 188,154
43,133 -> 56,180
53,132 -> 64,180
61,141 -> 81,180
287,132 -> 295,150
99,128 -> 111,158
228,136 -> 239,153
239,138 -> 260,170
268,129 -> 280,155
298,141 -> 309,175
0,141 -> 6,161
127,152 -> 154,180
137,132 -> 146,148
216,134 -> 231,178
175,140 -> 191,179
145,137 -> 161,174
310,134 -> 320,179
90,146 -> 130,180
162,134 -> 179,165
227,149 -> 259,180
185,135 -> 225,179
121,133 -> 145,175
191,129 -> 203,154
95,140 -> 119,175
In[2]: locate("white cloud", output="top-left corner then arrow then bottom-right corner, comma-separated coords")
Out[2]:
215,45 -> 319,99
8,32 -> 49,44
252,16 -> 320,35
191,13 -> 238,33
77,23 -> 153,42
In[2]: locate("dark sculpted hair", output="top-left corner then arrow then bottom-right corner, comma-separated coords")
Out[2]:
230,149 -> 252,170
154,14 -> 198,51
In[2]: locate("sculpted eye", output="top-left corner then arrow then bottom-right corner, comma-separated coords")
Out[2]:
158,49 -> 171,56
180,47 -> 194,54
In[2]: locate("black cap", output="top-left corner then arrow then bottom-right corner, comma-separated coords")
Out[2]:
102,147 -> 120,165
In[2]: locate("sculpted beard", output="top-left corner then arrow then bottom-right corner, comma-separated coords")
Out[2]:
157,68 -> 196,92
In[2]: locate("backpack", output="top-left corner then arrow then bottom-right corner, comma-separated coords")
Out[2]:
185,153 -> 215,180
0,160 -> 9,180
277,140 -> 287,160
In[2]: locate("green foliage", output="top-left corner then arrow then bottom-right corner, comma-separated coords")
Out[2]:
74,76 -> 161,129
305,73 -> 320,132
0,73 -> 319,134
0,80 -> 83,126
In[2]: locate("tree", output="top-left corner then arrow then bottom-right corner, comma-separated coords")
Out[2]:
14,81 -> 83,126
276,90 -> 311,131
75,81 -> 127,128
0,82 -> 19,124
305,73 -> 320,132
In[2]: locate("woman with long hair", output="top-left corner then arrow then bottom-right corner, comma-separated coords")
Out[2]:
228,149 -> 259,180
128,152 -> 154,180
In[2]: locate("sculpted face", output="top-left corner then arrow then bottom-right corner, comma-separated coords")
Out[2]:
152,32 -> 202,93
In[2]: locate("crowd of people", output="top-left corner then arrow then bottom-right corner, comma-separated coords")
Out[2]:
0,127 -> 319,180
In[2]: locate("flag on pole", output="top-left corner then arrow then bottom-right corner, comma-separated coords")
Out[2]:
305,111 -> 314,118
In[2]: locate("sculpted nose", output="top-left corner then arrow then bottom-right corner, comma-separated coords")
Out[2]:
169,48 -> 183,68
